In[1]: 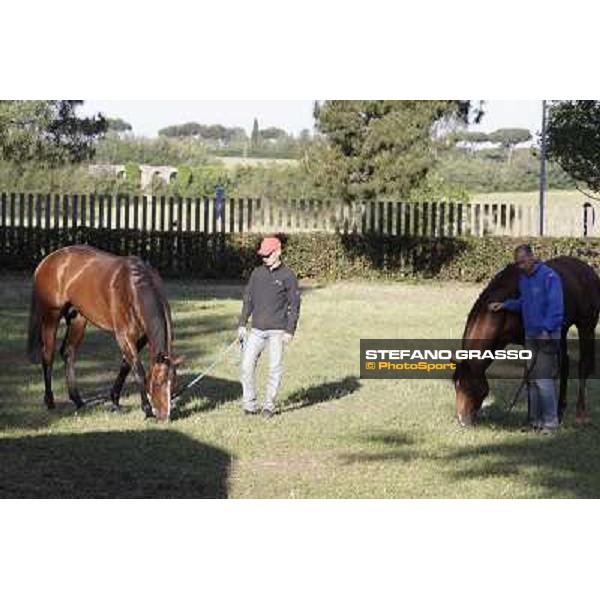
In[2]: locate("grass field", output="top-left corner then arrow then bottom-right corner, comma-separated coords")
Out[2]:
2,274 -> 600,498
215,156 -> 298,169
475,189 -> 600,210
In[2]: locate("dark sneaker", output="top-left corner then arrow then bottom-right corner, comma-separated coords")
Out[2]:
540,427 -> 558,436
244,408 -> 259,416
261,408 -> 275,419
520,423 -> 541,433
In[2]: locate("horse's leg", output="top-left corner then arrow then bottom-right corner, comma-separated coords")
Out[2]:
61,311 -> 87,409
557,331 -> 569,423
132,358 -> 153,418
110,336 -> 147,410
576,326 -> 595,424
40,309 -> 61,409
119,339 -> 153,418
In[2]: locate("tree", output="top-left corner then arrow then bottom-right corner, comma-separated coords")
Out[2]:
453,130 -> 491,153
260,127 -> 287,140
299,128 -> 311,142
308,100 -> 481,201
107,117 -> 132,133
159,122 -> 203,137
546,101 -> 600,193
489,128 -> 532,163
0,100 -> 107,166
158,122 -> 247,147
250,118 -> 261,149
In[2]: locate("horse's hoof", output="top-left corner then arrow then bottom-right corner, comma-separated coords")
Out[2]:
576,414 -> 590,426
109,404 -> 121,413
44,397 -> 56,410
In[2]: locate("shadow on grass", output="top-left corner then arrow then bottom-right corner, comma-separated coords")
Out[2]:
475,375 -> 600,431
171,375 -> 242,421
442,421 -> 600,497
342,379 -> 600,497
0,429 -> 231,498
163,279 -> 323,302
1,274 -> 324,431
339,432 -> 418,465
443,379 -> 600,497
281,376 -> 361,413
0,281 -> 238,429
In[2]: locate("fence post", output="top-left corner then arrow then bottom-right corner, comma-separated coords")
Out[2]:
80,194 -> 87,229
148,196 -> 155,231
133,195 -> 139,231
106,195 -> 113,230
89,194 -> 96,229
430,201 -> 438,237
116,195 -> 122,230
438,202 -> 446,237
125,195 -> 131,230
1,192 -> 5,231
194,197 -> 201,233
185,196 -> 192,233
449,202 -> 456,238
35,193 -> 43,229
248,198 -> 254,232
42,193 -> 50,231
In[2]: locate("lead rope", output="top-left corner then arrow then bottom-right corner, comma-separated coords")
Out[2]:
504,337 -> 561,415
171,338 -> 241,403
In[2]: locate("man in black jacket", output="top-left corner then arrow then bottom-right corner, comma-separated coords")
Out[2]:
238,236 -> 301,418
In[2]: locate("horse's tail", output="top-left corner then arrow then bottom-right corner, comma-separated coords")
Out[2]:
27,287 -> 43,364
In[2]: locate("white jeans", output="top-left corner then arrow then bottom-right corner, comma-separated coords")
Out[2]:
240,329 -> 285,411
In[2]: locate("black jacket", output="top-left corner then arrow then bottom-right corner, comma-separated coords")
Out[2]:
239,264 -> 301,334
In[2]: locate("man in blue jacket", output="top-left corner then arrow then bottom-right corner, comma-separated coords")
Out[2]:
489,244 -> 564,433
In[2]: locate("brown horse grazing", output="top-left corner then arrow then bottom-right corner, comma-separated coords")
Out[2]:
27,245 -> 183,420
454,256 -> 600,427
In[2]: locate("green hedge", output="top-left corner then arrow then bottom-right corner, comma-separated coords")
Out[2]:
279,234 -> 600,282
2,228 -> 600,282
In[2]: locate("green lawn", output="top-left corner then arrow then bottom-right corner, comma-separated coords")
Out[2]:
1,274 -> 599,498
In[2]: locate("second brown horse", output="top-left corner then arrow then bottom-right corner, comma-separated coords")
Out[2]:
27,245 -> 182,420
454,256 -> 600,426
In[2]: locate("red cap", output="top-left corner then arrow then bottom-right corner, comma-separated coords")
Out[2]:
258,237 -> 282,256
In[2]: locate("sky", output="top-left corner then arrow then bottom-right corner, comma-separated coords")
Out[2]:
80,100 -> 546,139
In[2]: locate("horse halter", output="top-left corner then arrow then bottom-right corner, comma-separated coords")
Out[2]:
155,352 -> 172,367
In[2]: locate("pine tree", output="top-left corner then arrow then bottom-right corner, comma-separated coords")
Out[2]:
307,100 -> 478,201
250,118 -> 261,149
0,101 -> 107,166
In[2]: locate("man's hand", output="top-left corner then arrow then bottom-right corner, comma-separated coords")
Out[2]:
238,326 -> 247,343
488,302 -> 504,313
283,333 -> 293,345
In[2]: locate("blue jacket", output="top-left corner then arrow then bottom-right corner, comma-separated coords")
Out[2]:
503,262 -> 564,336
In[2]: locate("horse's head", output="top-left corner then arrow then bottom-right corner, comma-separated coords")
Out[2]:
453,360 -> 490,426
454,265 -> 523,426
146,353 -> 184,421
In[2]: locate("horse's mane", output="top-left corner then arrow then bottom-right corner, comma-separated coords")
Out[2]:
128,258 -> 170,357
462,263 -> 520,339
452,263 -> 519,385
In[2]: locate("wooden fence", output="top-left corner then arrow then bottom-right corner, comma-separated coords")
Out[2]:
0,192 -> 598,238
